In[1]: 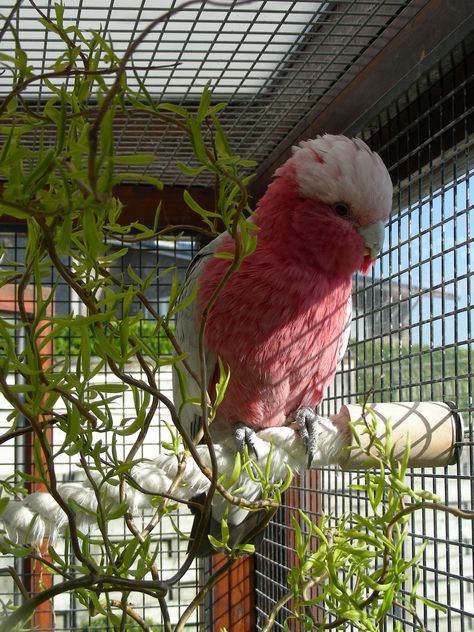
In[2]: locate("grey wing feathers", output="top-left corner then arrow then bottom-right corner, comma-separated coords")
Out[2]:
172,233 -> 227,439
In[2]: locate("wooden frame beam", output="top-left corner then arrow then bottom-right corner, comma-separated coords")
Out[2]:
0,284 -> 54,631
0,185 -> 215,231
249,0 -> 474,200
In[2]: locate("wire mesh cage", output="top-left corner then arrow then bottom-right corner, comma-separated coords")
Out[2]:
255,35 -> 474,632
0,0 -> 418,185
0,0 -> 473,630
0,232 -> 205,630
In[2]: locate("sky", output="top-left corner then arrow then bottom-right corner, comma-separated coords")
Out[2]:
370,170 -> 474,348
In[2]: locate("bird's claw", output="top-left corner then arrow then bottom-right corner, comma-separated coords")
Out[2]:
292,407 -> 337,468
234,423 -> 261,461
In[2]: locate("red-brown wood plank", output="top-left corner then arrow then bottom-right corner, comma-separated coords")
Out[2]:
0,284 -> 54,631
212,553 -> 255,631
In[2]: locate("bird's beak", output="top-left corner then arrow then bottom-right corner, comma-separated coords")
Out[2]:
358,220 -> 385,259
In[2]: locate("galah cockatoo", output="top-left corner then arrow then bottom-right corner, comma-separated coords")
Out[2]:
0,136 -> 392,554
174,134 -> 392,553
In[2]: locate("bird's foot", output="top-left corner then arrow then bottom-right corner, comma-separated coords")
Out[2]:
234,423 -> 264,461
291,407 -> 343,468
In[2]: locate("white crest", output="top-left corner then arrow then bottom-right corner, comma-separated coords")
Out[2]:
291,134 -> 393,224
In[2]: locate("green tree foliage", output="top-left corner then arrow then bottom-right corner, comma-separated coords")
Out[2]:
355,342 -> 471,408
54,320 -> 175,357
80,613 -> 163,631
0,4 -> 259,630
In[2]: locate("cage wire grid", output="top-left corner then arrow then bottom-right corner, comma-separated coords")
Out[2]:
1,1 -> 474,630
0,234 -> 204,629
0,0 -> 414,185
254,37 -> 474,631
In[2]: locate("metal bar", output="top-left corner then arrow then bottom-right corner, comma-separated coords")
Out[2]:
250,0 -> 474,201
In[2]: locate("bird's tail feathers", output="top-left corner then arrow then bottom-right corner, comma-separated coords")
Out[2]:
1,425 -> 344,550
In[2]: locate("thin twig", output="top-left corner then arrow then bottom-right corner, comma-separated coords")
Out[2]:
0,374 -> 98,576
0,416 -> 58,446
0,0 -> 24,44
0,574 -> 170,632
110,224 -> 214,243
0,65 -> 123,118
261,576 -> 327,632
158,593 -> 173,632
120,472 -> 204,510
6,566 -> 30,601
79,452 -> 116,568
175,555 -> 235,632
392,599 -> 427,631
105,598 -> 153,632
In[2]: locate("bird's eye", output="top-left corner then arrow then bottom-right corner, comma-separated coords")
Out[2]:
334,203 -> 350,218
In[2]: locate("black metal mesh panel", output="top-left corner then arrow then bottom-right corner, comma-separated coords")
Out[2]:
0,231 -> 204,630
0,0 -> 413,185
255,37 -> 474,631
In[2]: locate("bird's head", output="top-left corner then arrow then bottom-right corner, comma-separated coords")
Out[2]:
262,134 -> 393,276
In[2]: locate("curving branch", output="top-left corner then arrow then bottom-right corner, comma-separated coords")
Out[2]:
0,427 -> 308,546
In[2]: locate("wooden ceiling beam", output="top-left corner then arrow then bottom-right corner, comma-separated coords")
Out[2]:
249,0 -> 474,200
114,184 -> 214,230
0,184 -> 215,231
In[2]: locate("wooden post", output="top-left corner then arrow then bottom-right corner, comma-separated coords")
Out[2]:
212,554 -> 255,631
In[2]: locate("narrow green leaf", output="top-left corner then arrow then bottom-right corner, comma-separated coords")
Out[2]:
178,161 -> 207,178
183,190 -> 217,217
188,119 -> 209,164
213,251 -> 234,260
212,357 -> 230,411
0,497 -> 9,515
113,154 -> 156,165
56,86 -> 67,153
106,501 -> 129,521
293,516 -> 304,558
221,515 -> 230,545
0,53 -> 17,66
156,102 -> 189,117
212,115 -> 232,159
54,3 -> 65,29
57,212 -> 72,253
340,609 -> 361,624
208,534 -> 224,550
236,543 -> 255,554
33,440 -> 47,482
414,594 -> 447,613
90,383 -> 128,394
112,172 -> 163,189
22,148 -> 56,195
225,452 -> 241,489
197,82 -> 213,122
82,207 -> 105,257
116,406 -> 147,436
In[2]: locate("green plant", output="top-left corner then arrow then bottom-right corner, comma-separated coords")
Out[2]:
264,409 -> 474,631
81,613 -> 163,631
54,320 -> 175,357
0,4 -> 472,632
0,4 -> 261,631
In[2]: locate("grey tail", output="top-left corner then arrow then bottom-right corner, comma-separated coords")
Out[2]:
188,493 -> 267,558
